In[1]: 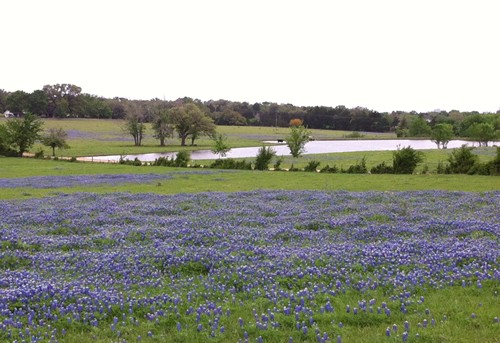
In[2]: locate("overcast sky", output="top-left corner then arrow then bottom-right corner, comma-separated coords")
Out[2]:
2,0 -> 499,113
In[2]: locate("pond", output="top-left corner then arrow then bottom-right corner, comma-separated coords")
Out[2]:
78,139 -> 480,163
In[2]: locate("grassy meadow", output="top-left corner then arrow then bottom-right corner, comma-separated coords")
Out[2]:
0,118 -> 499,343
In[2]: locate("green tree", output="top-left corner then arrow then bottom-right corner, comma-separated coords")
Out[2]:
286,125 -> 310,158
467,122 -> 498,146
170,104 -> 216,146
43,84 -> 82,117
392,146 -> 424,174
27,90 -> 49,116
6,90 -> 29,115
123,114 -> 145,146
408,116 -> 431,137
431,123 -> 454,148
211,133 -> 231,158
4,113 -> 44,156
75,94 -> 112,118
151,110 -> 173,146
42,128 -> 70,157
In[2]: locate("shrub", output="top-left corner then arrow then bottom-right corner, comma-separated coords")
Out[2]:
346,157 -> 367,174
320,164 -> 339,173
174,151 -> 190,167
273,156 -> 284,171
392,146 -> 423,174
370,161 -> 393,174
344,131 -> 364,139
446,145 -> 478,174
34,149 -> 44,159
254,146 -> 276,170
210,158 -> 252,170
304,160 -> 321,172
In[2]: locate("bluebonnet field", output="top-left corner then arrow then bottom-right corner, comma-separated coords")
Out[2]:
0,190 -> 499,342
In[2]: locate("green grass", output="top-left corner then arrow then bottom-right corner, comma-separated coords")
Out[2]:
1,157 -> 499,200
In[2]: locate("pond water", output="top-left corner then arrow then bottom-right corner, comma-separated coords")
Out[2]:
78,139 -> 481,163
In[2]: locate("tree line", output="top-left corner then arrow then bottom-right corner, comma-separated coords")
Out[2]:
1,84 -> 499,143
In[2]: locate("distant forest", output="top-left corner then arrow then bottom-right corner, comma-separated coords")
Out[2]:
1,84 -> 499,138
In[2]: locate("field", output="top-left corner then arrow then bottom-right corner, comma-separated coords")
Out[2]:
0,119 -> 499,342
0,190 -> 499,343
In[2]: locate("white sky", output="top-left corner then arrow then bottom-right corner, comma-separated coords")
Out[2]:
2,0 -> 499,113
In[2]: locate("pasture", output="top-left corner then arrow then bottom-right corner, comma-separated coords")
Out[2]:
0,119 -> 499,342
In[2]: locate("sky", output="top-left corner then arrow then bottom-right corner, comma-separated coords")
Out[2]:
2,0 -> 499,113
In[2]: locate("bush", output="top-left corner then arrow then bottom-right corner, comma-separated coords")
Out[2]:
370,161 -> 393,174
344,131 -> 364,139
210,158 -> 252,170
174,151 -> 190,167
273,156 -> 284,171
446,145 -> 478,174
320,164 -> 339,173
392,146 -> 423,174
254,146 -> 276,171
346,157 -> 367,174
34,149 -> 44,159
304,160 -> 321,172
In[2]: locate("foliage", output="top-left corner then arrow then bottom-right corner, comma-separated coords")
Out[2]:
289,118 -> 303,127
273,156 -> 284,171
392,146 -> 424,174
408,116 -> 431,137
303,160 -> 321,172
2,113 -> 44,156
345,156 -> 367,173
254,146 -> 276,170
153,151 -> 191,167
123,113 -> 145,146
319,164 -> 339,173
211,133 -> 231,158
466,122 -> 498,146
370,161 -> 393,174
430,123 -> 454,148
286,125 -> 310,158
170,103 -> 216,146
445,145 -> 479,174
151,109 -> 173,146
41,127 -> 70,156
209,158 -> 252,170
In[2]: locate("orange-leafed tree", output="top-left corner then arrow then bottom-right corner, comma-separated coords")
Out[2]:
289,118 -> 303,127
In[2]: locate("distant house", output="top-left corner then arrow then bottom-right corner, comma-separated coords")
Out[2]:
3,110 -> 14,118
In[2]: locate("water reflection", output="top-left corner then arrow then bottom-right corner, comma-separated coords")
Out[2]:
80,139 -> 480,163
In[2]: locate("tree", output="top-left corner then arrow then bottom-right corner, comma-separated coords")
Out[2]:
431,123 -> 454,148
123,114 -> 145,146
286,125 -> 310,158
392,146 -> 424,174
43,84 -> 82,117
211,133 -> 231,158
170,104 -> 216,146
6,90 -> 29,115
408,116 -> 431,137
467,122 -> 498,146
4,113 -> 44,156
28,90 -> 49,116
42,128 -> 70,156
151,109 -> 173,146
